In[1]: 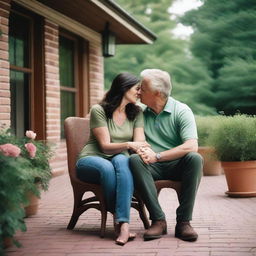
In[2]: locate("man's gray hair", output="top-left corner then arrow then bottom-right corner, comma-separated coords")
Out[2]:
140,69 -> 172,98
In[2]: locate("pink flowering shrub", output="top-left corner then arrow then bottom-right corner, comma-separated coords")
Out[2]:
0,143 -> 21,157
0,128 -> 52,190
25,143 -> 37,158
25,143 -> 36,158
25,130 -> 37,140
0,128 -> 53,248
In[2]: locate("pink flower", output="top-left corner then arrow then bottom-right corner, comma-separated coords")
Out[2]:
25,130 -> 36,140
25,143 -> 37,158
0,143 -> 21,157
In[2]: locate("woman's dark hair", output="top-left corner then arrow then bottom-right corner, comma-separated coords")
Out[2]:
100,72 -> 141,121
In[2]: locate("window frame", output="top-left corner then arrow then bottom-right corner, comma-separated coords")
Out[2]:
59,30 -> 89,138
59,31 -> 79,115
9,4 -> 45,140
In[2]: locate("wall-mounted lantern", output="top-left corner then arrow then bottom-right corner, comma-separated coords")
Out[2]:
102,23 -> 116,57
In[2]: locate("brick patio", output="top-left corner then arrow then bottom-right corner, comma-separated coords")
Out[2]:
5,174 -> 256,256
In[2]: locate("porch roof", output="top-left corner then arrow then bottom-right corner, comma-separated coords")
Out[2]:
34,0 -> 157,44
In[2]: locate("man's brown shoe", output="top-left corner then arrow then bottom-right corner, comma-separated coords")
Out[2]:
143,220 -> 167,241
175,221 -> 198,242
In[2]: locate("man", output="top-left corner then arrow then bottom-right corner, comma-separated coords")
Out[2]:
130,69 -> 203,242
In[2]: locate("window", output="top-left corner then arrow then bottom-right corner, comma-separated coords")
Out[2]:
9,5 -> 44,139
59,33 -> 79,138
9,11 -> 31,137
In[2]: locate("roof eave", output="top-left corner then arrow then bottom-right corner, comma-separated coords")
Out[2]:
90,0 -> 157,44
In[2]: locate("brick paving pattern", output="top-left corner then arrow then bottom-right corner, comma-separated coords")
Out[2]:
5,174 -> 256,256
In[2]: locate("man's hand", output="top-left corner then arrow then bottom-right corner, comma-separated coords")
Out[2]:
137,147 -> 157,164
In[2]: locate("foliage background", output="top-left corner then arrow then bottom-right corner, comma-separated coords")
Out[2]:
181,0 -> 256,115
104,0 -> 256,116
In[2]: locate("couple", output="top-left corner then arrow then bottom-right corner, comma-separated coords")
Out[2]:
76,69 -> 203,246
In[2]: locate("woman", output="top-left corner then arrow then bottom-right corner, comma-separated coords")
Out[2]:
76,73 -> 149,245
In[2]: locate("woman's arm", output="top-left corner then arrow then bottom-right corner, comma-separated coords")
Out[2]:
92,126 -> 149,155
133,127 -> 146,142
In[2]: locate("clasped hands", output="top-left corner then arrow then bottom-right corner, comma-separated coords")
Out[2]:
137,146 -> 157,164
127,142 -> 157,164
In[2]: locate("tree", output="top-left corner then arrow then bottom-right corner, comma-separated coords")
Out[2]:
104,0 -> 216,115
181,0 -> 256,114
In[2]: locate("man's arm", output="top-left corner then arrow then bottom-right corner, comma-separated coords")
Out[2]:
138,139 -> 198,164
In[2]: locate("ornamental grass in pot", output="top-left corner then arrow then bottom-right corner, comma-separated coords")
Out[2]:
0,127 -> 52,252
207,114 -> 256,197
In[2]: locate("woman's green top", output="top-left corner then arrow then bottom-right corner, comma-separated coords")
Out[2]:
79,104 -> 144,160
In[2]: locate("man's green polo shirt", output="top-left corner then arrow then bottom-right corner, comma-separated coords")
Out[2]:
143,97 -> 198,153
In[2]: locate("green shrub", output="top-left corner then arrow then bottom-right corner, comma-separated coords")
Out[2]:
207,115 -> 256,161
0,154 -> 34,250
195,115 -> 220,146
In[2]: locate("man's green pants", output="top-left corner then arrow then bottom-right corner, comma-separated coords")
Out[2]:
129,152 -> 203,222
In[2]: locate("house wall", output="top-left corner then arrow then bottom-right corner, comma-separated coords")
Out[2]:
0,0 -> 105,177
0,0 -> 11,128
44,20 -> 64,177
89,44 -> 104,106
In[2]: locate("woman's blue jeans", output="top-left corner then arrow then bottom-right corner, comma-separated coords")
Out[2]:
76,154 -> 134,223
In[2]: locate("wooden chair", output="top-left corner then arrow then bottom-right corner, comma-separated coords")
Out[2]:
64,117 -> 149,237
155,180 -> 181,199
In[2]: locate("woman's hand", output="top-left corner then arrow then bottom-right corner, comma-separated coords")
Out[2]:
127,141 -> 150,152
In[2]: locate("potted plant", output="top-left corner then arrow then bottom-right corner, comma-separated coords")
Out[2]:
208,114 -> 256,197
21,131 -> 52,216
196,115 -> 223,176
0,127 -> 52,251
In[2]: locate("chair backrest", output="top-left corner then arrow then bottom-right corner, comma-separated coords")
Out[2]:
64,117 -> 90,181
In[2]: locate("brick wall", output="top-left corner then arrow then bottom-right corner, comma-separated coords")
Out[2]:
45,20 -> 60,142
88,43 -> 104,107
0,0 -> 10,128
43,19 -> 68,177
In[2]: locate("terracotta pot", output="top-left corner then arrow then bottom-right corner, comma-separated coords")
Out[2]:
24,192 -> 39,217
222,160 -> 256,197
198,146 -> 223,176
